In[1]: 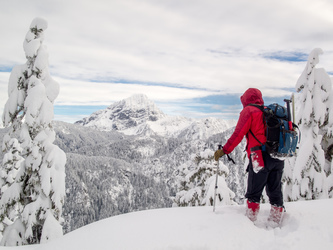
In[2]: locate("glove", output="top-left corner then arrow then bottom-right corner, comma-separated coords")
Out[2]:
214,149 -> 225,161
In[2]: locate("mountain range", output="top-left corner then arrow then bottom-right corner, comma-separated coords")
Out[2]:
0,94 -> 244,234
74,94 -> 236,138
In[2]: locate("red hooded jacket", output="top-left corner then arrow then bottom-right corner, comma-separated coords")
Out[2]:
223,88 -> 266,158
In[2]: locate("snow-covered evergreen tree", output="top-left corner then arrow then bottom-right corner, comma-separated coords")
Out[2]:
0,18 -> 66,245
0,137 -> 24,233
173,149 -> 235,207
320,76 -> 333,197
290,48 -> 331,201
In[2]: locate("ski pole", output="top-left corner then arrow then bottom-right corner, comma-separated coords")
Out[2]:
213,145 -> 222,212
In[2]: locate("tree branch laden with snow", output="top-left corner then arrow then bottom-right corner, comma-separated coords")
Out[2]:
0,17 -> 66,246
288,48 -> 332,201
173,149 -> 235,207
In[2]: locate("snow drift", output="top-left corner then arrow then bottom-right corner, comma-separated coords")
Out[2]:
3,199 -> 332,250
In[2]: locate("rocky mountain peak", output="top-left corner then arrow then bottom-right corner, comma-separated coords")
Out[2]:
75,94 -> 236,138
75,94 -> 165,132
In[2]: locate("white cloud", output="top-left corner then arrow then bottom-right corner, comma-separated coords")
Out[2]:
1,0 -> 333,122
54,77 -> 215,106
54,114 -> 87,124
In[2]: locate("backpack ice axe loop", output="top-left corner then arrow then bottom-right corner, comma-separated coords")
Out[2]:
284,98 -> 293,131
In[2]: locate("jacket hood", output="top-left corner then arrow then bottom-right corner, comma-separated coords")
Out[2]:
240,88 -> 264,107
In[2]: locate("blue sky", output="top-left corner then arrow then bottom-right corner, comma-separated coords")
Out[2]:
1,0 -> 333,123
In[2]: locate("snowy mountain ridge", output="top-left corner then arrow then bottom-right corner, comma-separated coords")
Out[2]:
0,111 -> 242,235
75,94 -> 236,139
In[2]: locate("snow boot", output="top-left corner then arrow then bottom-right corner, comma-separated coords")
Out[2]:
267,205 -> 284,227
246,200 -> 260,222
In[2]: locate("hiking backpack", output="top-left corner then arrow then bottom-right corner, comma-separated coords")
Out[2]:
249,103 -> 299,157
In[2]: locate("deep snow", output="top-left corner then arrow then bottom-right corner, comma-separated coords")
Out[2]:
4,199 -> 333,250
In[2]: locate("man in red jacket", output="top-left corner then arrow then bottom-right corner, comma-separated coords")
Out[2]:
214,88 -> 284,225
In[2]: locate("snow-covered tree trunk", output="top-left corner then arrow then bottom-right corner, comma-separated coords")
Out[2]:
0,18 -> 66,246
290,48 -> 331,201
283,157 -> 296,201
173,149 -> 235,207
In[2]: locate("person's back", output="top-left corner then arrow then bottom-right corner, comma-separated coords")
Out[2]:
223,88 -> 266,158
214,88 -> 285,226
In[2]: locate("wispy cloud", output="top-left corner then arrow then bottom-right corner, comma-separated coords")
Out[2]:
261,51 -> 308,62
1,0 -> 333,123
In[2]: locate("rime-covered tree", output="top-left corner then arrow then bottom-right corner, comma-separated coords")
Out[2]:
320,69 -> 333,198
173,149 -> 235,207
0,18 -> 66,245
289,48 -> 331,201
0,137 -> 24,233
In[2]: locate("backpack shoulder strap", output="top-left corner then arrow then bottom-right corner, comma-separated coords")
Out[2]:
247,104 -> 266,150
247,103 -> 265,111
249,129 -> 264,147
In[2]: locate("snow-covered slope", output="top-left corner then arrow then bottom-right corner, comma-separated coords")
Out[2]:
177,117 -> 236,140
9,199 -> 333,250
75,94 -> 236,138
0,121 -> 244,235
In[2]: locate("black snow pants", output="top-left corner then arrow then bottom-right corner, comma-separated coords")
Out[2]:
245,151 -> 284,207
